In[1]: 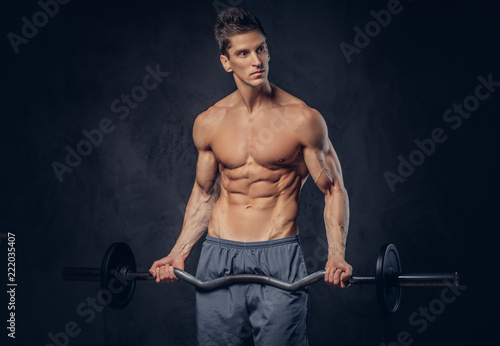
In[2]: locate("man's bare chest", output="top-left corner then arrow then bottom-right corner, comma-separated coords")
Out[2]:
210,112 -> 304,169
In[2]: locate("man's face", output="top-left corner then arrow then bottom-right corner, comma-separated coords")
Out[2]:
220,31 -> 270,88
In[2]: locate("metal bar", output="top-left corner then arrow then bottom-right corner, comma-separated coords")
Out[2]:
64,267 -> 460,289
171,270 -> 376,291
62,267 -> 101,281
349,276 -> 376,284
127,271 -> 155,281
394,273 -> 459,287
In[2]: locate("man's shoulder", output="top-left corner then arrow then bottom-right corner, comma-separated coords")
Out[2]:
195,91 -> 237,124
272,86 -> 327,140
272,85 -> 320,118
192,95 -> 235,143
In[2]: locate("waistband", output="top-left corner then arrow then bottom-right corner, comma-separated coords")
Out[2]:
205,235 -> 300,249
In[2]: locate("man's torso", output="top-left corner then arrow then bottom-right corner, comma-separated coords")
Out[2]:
201,84 -> 314,241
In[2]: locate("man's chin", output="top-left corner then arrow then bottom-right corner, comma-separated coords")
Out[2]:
234,73 -> 268,88
247,78 -> 267,88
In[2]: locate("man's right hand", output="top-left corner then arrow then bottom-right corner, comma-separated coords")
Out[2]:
149,254 -> 186,283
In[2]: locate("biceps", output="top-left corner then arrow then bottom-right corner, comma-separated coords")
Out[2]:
304,142 -> 344,194
195,150 -> 219,194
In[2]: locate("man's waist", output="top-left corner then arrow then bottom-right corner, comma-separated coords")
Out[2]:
204,234 -> 300,249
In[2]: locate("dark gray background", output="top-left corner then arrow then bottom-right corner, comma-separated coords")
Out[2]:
3,0 -> 499,345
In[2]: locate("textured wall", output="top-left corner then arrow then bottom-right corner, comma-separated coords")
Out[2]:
3,0 -> 499,345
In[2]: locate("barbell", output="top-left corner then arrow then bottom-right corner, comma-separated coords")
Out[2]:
62,242 -> 459,313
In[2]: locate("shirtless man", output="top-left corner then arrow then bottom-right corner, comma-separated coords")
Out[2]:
149,8 -> 352,345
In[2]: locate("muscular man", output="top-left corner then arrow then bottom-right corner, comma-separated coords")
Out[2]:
150,7 -> 352,345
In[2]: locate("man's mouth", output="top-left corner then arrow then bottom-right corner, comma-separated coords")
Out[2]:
251,70 -> 264,75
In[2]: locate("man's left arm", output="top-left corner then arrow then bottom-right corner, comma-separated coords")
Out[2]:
300,107 -> 352,288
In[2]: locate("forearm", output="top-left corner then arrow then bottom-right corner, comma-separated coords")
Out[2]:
169,177 -> 220,258
324,185 -> 350,258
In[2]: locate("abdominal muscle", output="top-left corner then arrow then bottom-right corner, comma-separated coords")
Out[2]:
207,165 -> 305,242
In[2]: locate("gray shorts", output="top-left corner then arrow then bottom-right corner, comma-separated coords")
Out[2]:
195,235 -> 309,346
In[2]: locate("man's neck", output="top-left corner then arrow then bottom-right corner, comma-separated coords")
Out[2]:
235,80 -> 274,114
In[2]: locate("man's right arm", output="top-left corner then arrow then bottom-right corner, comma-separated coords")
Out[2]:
149,111 -> 220,283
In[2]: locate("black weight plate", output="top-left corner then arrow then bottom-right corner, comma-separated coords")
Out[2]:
101,242 -> 136,309
376,243 -> 402,313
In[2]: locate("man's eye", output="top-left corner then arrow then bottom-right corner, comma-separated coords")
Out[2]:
258,46 -> 267,53
238,51 -> 247,57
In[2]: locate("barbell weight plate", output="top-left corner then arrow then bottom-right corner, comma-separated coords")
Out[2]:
376,243 -> 402,313
101,242 -> 136,309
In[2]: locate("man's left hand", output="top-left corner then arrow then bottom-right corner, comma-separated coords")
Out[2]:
324,256 -> 352,288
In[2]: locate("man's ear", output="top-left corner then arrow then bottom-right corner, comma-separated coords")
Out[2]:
220,54 -> 232,73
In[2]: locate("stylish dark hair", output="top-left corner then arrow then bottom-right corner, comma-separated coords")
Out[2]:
214,7 -> 267,57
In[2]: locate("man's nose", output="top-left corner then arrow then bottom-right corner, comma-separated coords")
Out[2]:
251,52 -> 263,66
